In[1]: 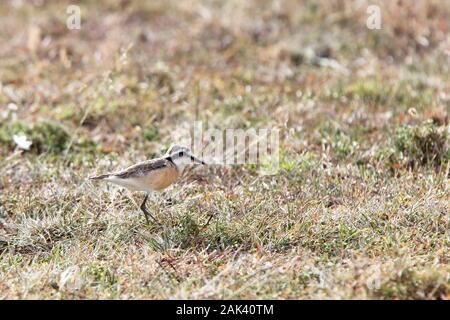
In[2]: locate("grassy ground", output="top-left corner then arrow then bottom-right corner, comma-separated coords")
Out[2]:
0,0 -> 449,299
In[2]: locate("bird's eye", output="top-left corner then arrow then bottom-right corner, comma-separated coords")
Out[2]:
179,152 -> 183,157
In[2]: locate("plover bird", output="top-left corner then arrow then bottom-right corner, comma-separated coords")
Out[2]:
89,145 -> 206,224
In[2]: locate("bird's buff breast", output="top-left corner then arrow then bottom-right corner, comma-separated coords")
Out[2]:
135,165 -> 180,191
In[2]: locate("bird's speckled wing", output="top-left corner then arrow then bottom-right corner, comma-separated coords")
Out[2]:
112,157 -> 175,179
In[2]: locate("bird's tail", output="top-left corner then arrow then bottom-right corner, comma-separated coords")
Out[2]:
88,173 -> 111,180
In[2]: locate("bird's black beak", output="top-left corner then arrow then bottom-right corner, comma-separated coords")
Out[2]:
191,154 -> 206,165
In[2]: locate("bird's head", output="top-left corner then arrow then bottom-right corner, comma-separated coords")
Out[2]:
166,144 -> 206,171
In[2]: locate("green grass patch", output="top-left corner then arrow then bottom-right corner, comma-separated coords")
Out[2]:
392,121 -> 448,168
0,120 -> 70,155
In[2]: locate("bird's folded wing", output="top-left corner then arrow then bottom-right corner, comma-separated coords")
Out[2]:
113,158 -> 173,179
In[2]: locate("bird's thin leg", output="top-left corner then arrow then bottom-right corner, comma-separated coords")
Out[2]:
201,213 -> 216,230
140,193 -> 159,224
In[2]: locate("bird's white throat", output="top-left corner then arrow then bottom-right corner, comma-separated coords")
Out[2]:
171,155 -> 192,172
